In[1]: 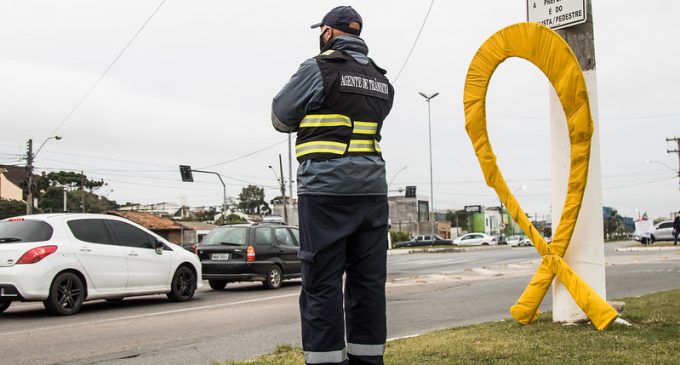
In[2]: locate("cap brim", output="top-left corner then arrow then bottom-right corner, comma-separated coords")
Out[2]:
310,22 -> 322,29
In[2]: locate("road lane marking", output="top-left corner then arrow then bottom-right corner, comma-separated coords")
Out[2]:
0,292 -> 299,337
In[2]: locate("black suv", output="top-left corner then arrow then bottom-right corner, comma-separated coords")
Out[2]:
197,223 -> 301,290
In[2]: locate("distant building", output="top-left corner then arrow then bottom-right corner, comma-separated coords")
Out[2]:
388,196 -> 452,238
176,221 -> 215,244
118,202 -> 192,220
0,164 -> 26,202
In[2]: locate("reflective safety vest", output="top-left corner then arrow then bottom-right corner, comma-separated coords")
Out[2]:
295,50 -> 394,162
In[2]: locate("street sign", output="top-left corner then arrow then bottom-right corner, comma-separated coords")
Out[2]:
464,205 -> 482,214
179,165 -> 194,182
405,185 -> 417,198
527,0 -> 586,30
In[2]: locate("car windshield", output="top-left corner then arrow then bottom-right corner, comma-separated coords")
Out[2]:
0,220 -> 53,243
202,227 -> 248,246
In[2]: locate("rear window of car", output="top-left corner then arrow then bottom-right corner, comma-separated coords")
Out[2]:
203,227 -> 248,246
254,227 -> 274,245
68,219 -> 114,245
0,220 -> 53,243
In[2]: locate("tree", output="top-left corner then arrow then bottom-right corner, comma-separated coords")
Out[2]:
237,185 -> 271,216
604,209 -> 623,241
34,171 -> 117,213
216,213 -> 248,225
194,208 -> 217,222
36,171 -> 106,193
0,199 -> 26,220
37,186 -> 118,213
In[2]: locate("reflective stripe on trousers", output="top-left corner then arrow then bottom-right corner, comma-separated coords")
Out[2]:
304,349 -> 348,364
348,343 -> 385,357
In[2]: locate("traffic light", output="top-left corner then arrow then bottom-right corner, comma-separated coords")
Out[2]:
405,185 -> 416,198
179,165 -> 194,182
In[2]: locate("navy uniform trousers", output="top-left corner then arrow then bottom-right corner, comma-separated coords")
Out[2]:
298,195 -> 388,365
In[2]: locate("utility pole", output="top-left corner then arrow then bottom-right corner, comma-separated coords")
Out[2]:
546,0 -> 607,323
25,139 -> 34,215
80,171 -> 85,213
666,137 -> 680,191
278,154 -> 288,224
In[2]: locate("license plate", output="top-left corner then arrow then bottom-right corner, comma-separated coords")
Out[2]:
211,253 -> 230,261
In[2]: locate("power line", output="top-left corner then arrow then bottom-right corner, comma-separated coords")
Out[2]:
432,100 -> 680,122
392,0 -> 435,84
198,138 -> 288,169
44,0 -> 167,139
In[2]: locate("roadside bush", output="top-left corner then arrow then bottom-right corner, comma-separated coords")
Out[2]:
390,230 -> 411,243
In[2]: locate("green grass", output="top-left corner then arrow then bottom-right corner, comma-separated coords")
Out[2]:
221,290 -> 680,365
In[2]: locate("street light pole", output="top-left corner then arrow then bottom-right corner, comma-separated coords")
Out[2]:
419,91 -> 439,234
269,156 -> 288,223
387,165 -> 408,191
646,159 -> 680,192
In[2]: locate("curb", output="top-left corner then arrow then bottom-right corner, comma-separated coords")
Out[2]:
388,245 -> 513,255
616,246 -> 680,252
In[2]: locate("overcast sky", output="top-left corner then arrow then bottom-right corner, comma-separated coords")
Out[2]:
0,1 -> 678,219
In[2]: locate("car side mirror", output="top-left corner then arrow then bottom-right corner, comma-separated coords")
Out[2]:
154,239 -> 164,255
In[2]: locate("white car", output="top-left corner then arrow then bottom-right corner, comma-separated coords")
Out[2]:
0,214 -> 203,315
650,220 -> 675,242
453,233 -> 497,246
506,235 -> 528,247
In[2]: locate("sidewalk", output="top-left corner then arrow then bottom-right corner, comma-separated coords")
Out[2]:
388,244 -> 512,256
616,245 -> 680,252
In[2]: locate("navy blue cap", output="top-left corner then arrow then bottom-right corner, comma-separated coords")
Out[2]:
311,6 -> 362,36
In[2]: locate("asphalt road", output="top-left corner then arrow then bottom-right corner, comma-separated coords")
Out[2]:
1,242 -> 678,365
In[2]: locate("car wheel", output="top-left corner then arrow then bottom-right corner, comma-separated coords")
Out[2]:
0,301 -> 10,313
263,265 -> 282,290
650,235 -> 656,244
482,242 -> 489,246
208,280 -> 228,290
43,272 -> 85,316
167,266 -> 196,302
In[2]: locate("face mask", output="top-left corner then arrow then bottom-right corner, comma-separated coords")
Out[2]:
319,28 -> 331,52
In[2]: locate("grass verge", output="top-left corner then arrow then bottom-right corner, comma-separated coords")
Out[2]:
220,289 -> 680,365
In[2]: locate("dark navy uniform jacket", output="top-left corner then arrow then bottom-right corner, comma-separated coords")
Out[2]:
272,35 -> 394,196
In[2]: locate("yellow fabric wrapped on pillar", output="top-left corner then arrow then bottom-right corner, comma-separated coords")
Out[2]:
463,22 -> 618,331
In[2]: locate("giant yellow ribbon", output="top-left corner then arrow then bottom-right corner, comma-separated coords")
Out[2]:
463,22 -> 618,330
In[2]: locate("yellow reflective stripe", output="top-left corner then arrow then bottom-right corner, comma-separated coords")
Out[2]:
374,140 -> 382,152
295,141 -> 347,157
300,114 -> 352,128
348,139 -> 379,153
352,121 -> 379,135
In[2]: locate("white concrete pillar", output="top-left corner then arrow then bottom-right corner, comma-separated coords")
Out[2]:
550,70 -> 607,322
